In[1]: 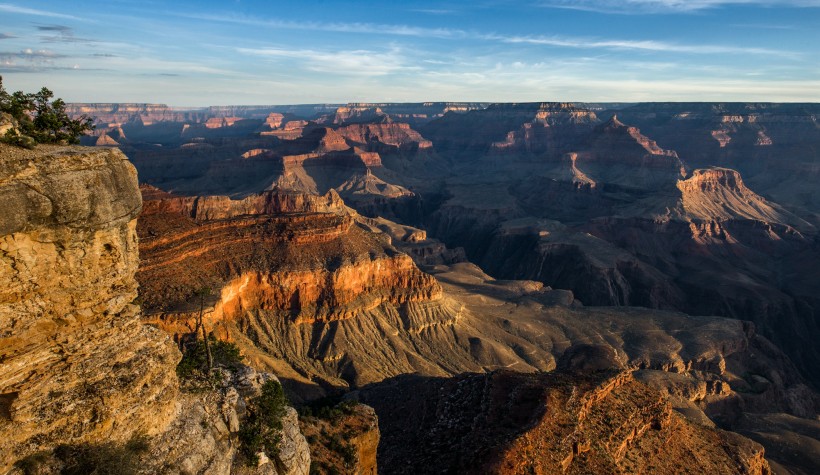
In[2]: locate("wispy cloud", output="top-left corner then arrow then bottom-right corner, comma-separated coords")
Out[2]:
176,13 -> 463,39
728,22 -> 798,29
537,0 -> 820,14
180,13 -> 798,58
0,48 -> 65,59
35,24 -> 98,44
98,54 -> 241,77
0,48 -> 67,71
485,33 -> 799,57
410,8 -> 457,14
0,33 -> 15,39
35,24 -> 72,33
236,46 -> 420,76
410,57 -> 820,102
0,3 -> 82,21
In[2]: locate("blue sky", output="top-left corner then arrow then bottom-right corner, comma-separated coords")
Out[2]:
1,1 -> 818,105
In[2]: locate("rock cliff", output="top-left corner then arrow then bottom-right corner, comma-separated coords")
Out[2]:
335,123 -> 433,152
0,144 -> 179,471
0,144 -> 312,475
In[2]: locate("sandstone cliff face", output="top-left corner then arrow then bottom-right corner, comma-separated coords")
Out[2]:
676,167 -> 811,228
141,188 -> 346,222
327,106 -> 388,125
213,254 -> 441,325
0,144 -> 314,475
0,144 -> 179,471
335,123 -> 433,152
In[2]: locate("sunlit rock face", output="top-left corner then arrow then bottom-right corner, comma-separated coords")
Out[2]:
0,144 -> 179,472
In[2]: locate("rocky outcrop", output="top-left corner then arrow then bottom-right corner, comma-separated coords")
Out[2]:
327,106 -> 389,125
570,115 -> 685,190
358,368 -> 771,474
0,144 -> 180,472
676,168 -> 811,229
94,132 -> 119,146
0,112 -> 17,136
0,144 -> 314,475
205,117 -> 243,129
299,403 -> 379,474
335,123 -> 433,152
262,113 -> 284,129
145,365 -> 310,475
141,187 -> 346,222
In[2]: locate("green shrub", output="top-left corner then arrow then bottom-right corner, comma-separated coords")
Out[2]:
239,379 -> 288,465
48,435 -> 149,475
299,397 -> 357,423
176,335 -> 242,384
1,129 -> 36,149
13,451 -> 50,475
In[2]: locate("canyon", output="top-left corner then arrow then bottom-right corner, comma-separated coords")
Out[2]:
1,99 -> 818,474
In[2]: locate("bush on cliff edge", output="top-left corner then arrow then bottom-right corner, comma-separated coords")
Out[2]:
0,76 -> 94,147
239,379 -> 288,465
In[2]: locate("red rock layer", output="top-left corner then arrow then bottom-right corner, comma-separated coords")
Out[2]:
204,116 -> 242,128
140,188 -> 345,221
137,188 -> 441,325
336,123 -> 433,151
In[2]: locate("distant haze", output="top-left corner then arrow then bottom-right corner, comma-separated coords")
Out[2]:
1,0 -> 819,105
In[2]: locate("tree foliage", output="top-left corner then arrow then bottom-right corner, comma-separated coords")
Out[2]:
239,379 -> 288,465
0,75 -> 94,147
176,335 -> 243,388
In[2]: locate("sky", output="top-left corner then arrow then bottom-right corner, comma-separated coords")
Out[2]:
0,0 -> 819,105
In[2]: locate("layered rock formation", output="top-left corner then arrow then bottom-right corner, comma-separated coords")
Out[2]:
335,123 -> 433,153
410,107 -> 820,391
613,102 -> 820,221
316,103 -> 489,126
358,366 -> 771,474
0,144 -> 179,471
65,103 -> 206,126
421,102 -> 597,154
136,186 -> 817,447
137,187 -> 472,391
